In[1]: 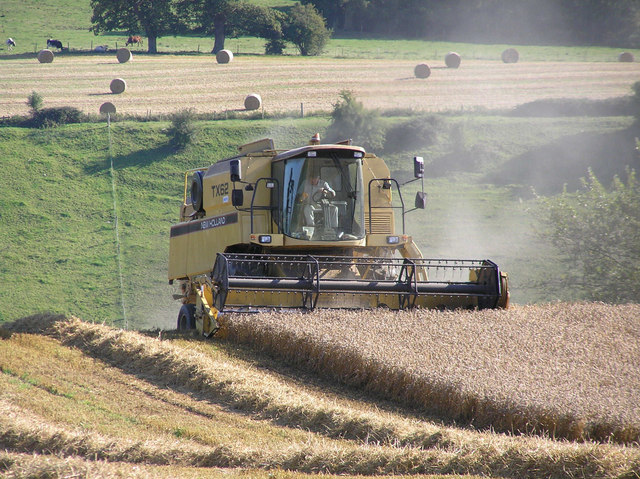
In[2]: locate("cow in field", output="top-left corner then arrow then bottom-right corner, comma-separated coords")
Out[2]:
125,35 -> 143,47
47,39 -> 63,50
94,45 -> 108,53
6,38 -> 15,50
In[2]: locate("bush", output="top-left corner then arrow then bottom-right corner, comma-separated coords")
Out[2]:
166,108 -> 197,150
27,91 -> 43,113
265,38 -> 286,55
283,3 -> 331,56
383,114 -> 444,153
30,106 -> 84,128
539,168 -> 640,302
325,90 -> 385,152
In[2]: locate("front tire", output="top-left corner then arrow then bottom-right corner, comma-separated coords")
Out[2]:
177,304 -> 196,330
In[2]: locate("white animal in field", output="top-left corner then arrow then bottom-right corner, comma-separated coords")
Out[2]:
6,38 -> 16,50
94,45 -> 108,53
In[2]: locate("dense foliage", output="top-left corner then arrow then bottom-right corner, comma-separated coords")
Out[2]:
283,3 -> 331,56
166,108 -> 198,150
88,0 -> 640,53
30,107 -> 85,128
304,0 -> 640,47
325,90 -> 385,151
90,0 -> 175,53
91,0 -> 326,55
540,169 -> 640,302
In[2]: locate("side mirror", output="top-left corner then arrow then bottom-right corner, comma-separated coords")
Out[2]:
413,156 -> 424,179
230,159 -> 242,182
415,191 -> 427,209
231,190 -> 244,206
232,189 -> 244,206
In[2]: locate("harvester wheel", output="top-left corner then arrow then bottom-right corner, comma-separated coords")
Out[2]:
177,304 -> 196,330
190,171 -> 204,212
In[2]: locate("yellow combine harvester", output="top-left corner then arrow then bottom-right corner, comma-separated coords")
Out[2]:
168,135 -> 509,335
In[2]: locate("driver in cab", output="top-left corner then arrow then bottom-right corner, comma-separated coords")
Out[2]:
301,173 -> 335,226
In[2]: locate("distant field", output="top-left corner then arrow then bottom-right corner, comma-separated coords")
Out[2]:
1,55 -> 639,117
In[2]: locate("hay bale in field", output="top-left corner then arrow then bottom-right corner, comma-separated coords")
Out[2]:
110,78 -> 126,94
244,93 -> 262,111
37,49 -> 54,63
216,49 -> 233,64
445,51 -> 461,68
414,63 -> 431,79
618,52 -> 634,62
501,48 -> 519,63
116,47 -> 132,63
99,102 -> 116,115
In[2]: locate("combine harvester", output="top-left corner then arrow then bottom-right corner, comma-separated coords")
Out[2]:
169,135 -> 509,336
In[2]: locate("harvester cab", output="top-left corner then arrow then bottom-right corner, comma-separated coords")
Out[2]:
169,135 -> 509,336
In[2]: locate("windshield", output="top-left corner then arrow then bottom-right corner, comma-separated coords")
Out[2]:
273,154 -> 364,241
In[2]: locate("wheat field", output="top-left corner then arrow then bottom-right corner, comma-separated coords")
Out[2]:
224,303 -> 640,444
1,55 -> 639,117
1,307 -> 639,478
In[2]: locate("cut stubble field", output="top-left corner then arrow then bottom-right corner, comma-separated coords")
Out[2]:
1,55 -> 639,117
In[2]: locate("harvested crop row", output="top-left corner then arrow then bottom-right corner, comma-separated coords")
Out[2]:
2,314 -> 639,479
223,303 -> 640,444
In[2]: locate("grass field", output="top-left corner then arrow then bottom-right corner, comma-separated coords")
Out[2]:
1,312 -> 639,478
1,55 -> 639,118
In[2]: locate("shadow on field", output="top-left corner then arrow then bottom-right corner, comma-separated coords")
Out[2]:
84,144 -> 174,174
486,127 -> 640,195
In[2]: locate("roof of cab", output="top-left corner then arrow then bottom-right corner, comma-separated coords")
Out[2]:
273,144 -> 366,162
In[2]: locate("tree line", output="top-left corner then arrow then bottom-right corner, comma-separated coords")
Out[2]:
90,0 -> 330,55
90,0 -> 640,57
303,0 -> 640,47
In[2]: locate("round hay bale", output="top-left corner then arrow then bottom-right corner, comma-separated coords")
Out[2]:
110,78 -> 126,94
116,48 -> 132,63
99,102 -> 116,115
37,49 -> 54,63
414,63 -> 431,79
618,51 -> 634,62
445,51 -> 461,68
501,48 -> 519,63
244,93 -> 262,111
216,49 -> 233,64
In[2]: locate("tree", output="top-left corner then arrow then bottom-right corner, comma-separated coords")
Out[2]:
283,3 -> 331,56
176,1 -> 284,54
539,168 -> 640,302
90,0 -> 176,54
231,4 -> 286,55
175,0 -> 239,53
